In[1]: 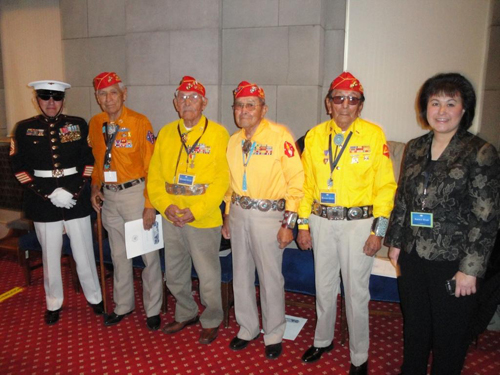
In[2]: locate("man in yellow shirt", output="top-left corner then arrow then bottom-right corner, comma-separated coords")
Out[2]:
89,72 -> 163,330
148,76 -> 230,345
222,81 -> 304,359
297,72 -> 397,374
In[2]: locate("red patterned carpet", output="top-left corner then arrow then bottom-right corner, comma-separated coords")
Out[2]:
0,253 -> 499,375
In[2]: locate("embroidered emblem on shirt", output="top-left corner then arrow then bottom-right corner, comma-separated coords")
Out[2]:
26,128 -> 45,136
284,141 -> 295,158
383,144 -> 390,158
146,130 -> 155,144
59,124 -> 81,143
323,150 -> 329,164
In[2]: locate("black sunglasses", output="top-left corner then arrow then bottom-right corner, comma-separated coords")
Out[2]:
37,90 -> 65,102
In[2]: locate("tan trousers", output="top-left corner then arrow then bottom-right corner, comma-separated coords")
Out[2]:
309,214 -> 374,366
163,219 -> 223,328
34,216 -> 102,311
102,183 -> 163,317
229,204 -> 286,346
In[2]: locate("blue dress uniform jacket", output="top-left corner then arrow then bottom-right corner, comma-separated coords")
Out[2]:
10,115 -> 94,222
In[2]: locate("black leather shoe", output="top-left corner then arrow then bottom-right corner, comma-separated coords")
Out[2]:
229,334 -> 260,351
104,311 -> 133,327
89,301 -> 104,315
265,342 -> 283,359
301,343 -> 334,363
45,309 -> 61,325
349,361 -> 368,375
146,315 -> 161,331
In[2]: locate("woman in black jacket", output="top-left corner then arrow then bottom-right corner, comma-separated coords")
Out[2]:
385,73 -> 500,375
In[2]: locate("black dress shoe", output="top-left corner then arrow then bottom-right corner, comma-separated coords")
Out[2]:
349,361 -> 368,375
89,301 -> 104,315
265,342 -> 283,359
146,315 -> 161,331
229,334 -> 260,351
104,311 -> 133,327
301,343 -> 334,363
45,309 -> 61,325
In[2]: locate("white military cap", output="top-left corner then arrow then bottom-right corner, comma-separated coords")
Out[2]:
28,80 -> 71,92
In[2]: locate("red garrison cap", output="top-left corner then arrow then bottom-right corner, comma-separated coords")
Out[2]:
176,76 -> 206,97
329,72 -> 363,93
93,72 -> 122,91
233,81 -> 265,100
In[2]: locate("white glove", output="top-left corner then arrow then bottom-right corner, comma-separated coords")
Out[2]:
48,188 -> 77,209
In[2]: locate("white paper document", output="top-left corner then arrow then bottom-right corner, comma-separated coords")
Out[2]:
125,214 -> 164,259
260,314 -> 307,341
371,256 -> 398,278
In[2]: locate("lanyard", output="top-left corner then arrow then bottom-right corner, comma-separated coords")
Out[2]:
102,122 -> 119,170
421,146 -> 436,211
174,118 -> 208,177
241,140 -> 256,192
327,131 -> 353,187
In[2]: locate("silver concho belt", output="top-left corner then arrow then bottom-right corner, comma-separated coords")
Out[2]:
312,202 -> 373,220
165,182 -> 208,196
231,193 -> 285,212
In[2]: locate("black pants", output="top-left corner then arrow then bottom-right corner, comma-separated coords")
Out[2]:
398,250 -> 476,375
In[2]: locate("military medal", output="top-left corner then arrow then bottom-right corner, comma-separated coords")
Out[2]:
333,133 -> 344,146
242,139 -> 252,155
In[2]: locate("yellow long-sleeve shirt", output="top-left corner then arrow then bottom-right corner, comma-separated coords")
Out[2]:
298,117 -> 396,230
88,106 -> 155,208
147,115 -> 230,228
225,119 -> 304,213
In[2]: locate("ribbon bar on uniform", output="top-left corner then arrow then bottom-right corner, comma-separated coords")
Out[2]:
231,193 -> 285,212
312,202 -> 373,220
104,177 -> 145,192
34,167 -> 78,178
165,182 -> 208,196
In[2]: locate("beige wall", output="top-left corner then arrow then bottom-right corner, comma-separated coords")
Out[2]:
480,0 -> 500,149
60,0 -> 346,139
0,0 -> 64,136
346,0 -> 492,144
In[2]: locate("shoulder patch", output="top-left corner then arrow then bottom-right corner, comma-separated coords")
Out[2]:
284,141 -> 295,158
383,143 -> 390,158
146,130 -> 155,144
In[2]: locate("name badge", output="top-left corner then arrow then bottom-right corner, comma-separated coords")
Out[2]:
320,191 -> 336,205
411,212 -> 433,228
178,174 -> 195,186
104,171 -> 118,183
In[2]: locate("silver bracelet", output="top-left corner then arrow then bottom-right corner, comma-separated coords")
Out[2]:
371,216 -> 389,237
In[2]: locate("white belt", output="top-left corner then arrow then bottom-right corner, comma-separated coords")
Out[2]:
34,167 -> 78,178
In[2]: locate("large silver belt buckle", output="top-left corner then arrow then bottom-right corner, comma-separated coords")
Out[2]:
52,169 -> 64,178
327,206 -> 345,220
257,199 -> 272,212
108,184 -> 119,192
239,196 -> 252,209
347,206 -> 363,220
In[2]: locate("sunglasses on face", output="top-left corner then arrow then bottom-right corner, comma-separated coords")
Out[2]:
330,95 -> 362,105
37,92 -> 65,101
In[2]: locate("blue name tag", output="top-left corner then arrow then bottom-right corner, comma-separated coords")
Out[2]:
410,212 -> 433,228
178,174 -> 195,186
320,192 -> 336,205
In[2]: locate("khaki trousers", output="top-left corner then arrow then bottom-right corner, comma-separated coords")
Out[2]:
163,219 -> 223,328
309,214 -> 374,366
102,183 -> 163,317
34,216 -> 102,311
230,204 -> 286,346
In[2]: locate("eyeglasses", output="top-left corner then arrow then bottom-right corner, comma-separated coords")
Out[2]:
330,96 -> 363,105
37,93 -> 65,101
177,93 -> 201,102
232,102 -> 262,111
